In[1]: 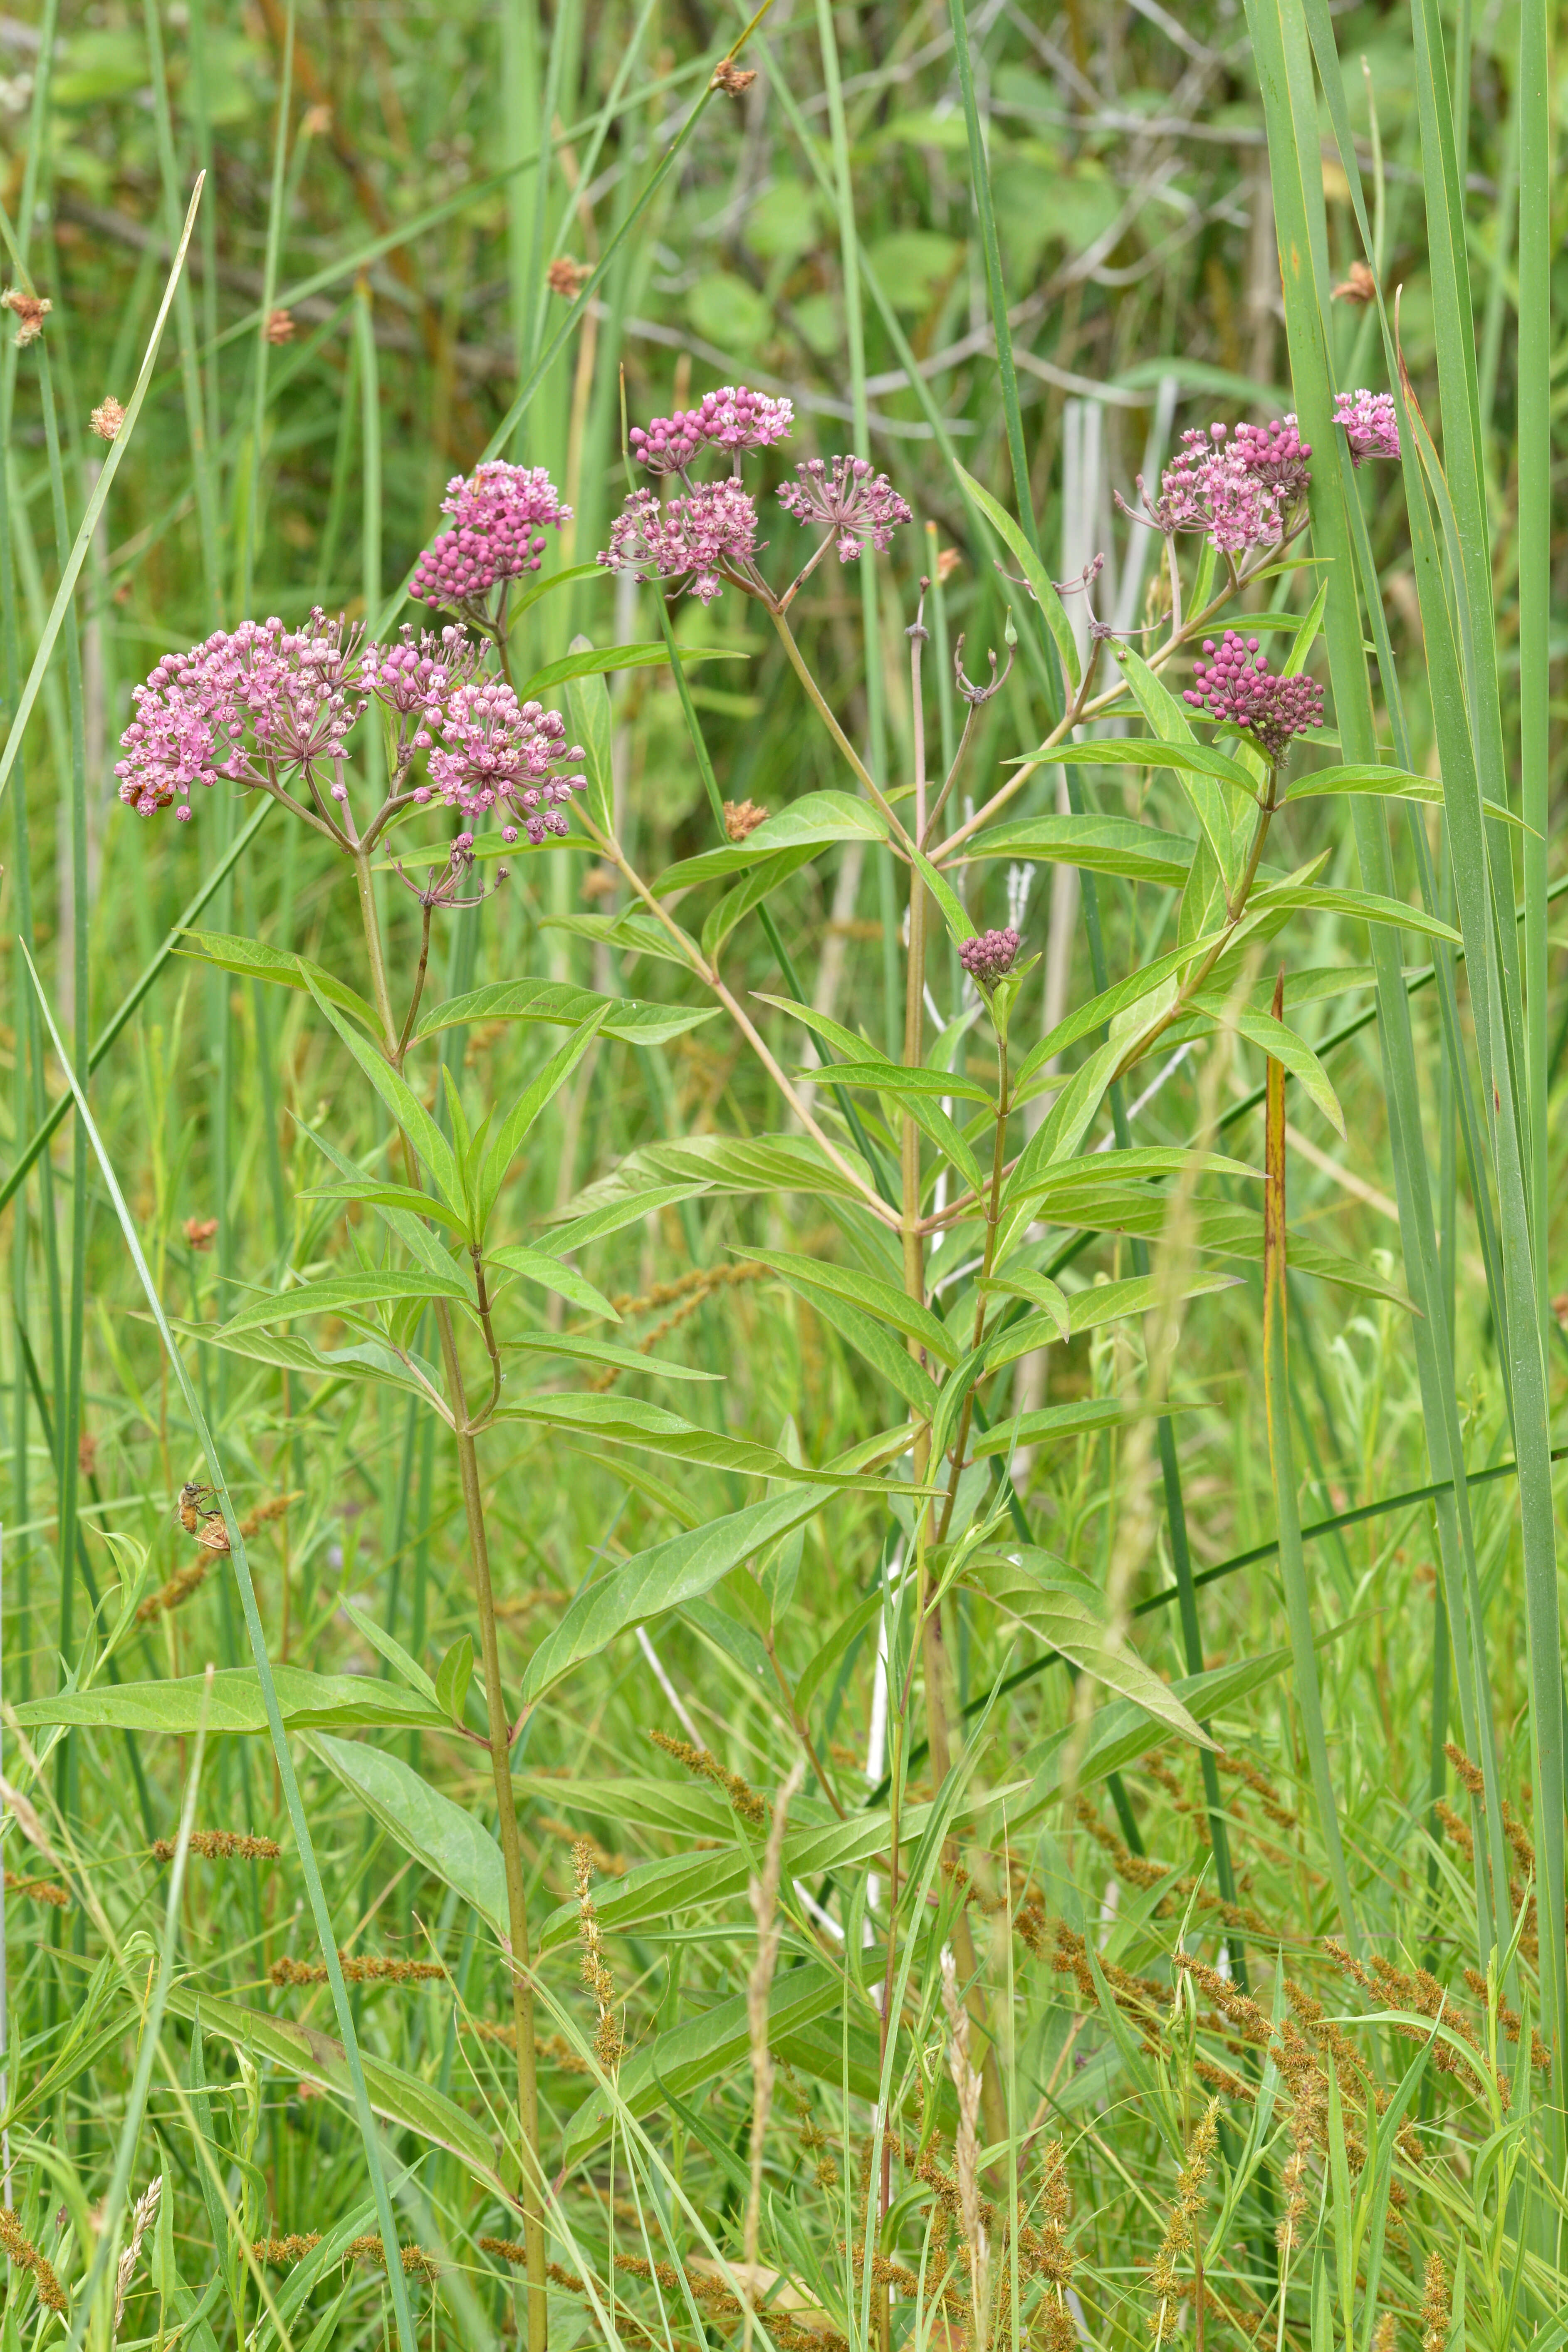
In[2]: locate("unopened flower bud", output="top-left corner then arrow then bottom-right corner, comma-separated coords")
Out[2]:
960,927 -> 1021,988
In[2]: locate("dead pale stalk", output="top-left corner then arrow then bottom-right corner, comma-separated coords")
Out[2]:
744,1761 -> 806,2352
940,1946 -> 989,2337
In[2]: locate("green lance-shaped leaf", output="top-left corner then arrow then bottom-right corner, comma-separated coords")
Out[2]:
434,1634 -> 474,1725
1186,996 -> 1345,1136
212,1269 -> 471,1338
955,463 -> 1081,694
1245,880 -> 1462,945
485,1243 -> 620,1322
475,1007 -> 610,1233
302,974 -> 467,1225
538,1183 -> 695,1256
168,1317 -> 450,1412
1012,738 -> 1261,791
562,639 -> 614,833
415,977 -> 718,1048
655,789 -> 890,893
176,933 -> 382,1032
307,1733 -> 507,1937
956,814 -> 1197,890
735,1247 -> 960,1366
701,844 -> 826,962
966,1557 -> 1213,1749
512,639 -> 746,698
518,1487 -> 826,1706
11,1666 -> 447,1736
1109,640 -> 1245,893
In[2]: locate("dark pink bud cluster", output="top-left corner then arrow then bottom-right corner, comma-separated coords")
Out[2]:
1333,388 -> 1400,466
1183,632 -> 1325,762
1230,416 -> 1312,499
597,479 -> 759,604
409,462 -> 570,606
777,456 -> 913,561
423,677 -> 586,842
960,926 -> 1021,987
115,609 -> 369,820
629,384 -> 794,473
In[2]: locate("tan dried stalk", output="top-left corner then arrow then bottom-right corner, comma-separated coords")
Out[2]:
940,1946 -> 989,2337
744,1761 -> 806,2352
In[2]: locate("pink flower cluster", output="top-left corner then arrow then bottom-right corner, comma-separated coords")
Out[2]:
777,457 -> 913,562
1333,388 -> 1400,467
960,927 -> 1021,986
422,678 -> 585,842
598,479 -> 759,604
1148,420 -> 1311,556
409,462 -> 571,607
361,624 -> 484,720
116,610 -> 368,820
1184,632 -> 1325,762
629,385 -> 794,473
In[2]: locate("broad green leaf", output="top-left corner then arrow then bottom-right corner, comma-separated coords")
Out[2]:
971,1395 -> 1187,1457
519,1488 -> 826,1704
215,1269 -> 469,1338
1286,765 -> 1528,829
736,1248 -> 960,1367
1048,1192 -> 1415,1308
415,977 -> 717,1047
12,1666 -> 446,1736
341,1601 -> 438,1704
1110,640 -> 1242,891
506,560 -> 606,619
957,814 -> 1196,889
537,1183 -> 694,1255
161,1983 -> 506,2197
1247,879 -> 1462,945
752,994 -> 890,1066
976,1268 -> 1071,1341
655,791 -> 889,894
968,1558 -> 1214,1748
957,464 -> 1081,692
1013,739 -> 1258,791
504,1330 -> 719,1380
477,1009 -> 609,1230
167,1316 -> 448,1407
556,1131 -> 878,1214
301,1179 -> 472,1237
561,1964 -> 843,2160
910,844 -> 977,945
563,638 -> 614,833
982,1269 -> 1238,1370
308,1733 -> 507,1936
1012,925 -> 1231,1097
793,1585 -> 885,1719
701,844 -> 825,962
822,1059 -> 991,1106
176,932 -> 381,1033
1024,1649 -> 1296,1798
434,1635 -> 474,1724
303,976 -> 467,1220
487,1242 -> 620,1322
540,908 -> 701,973
1187,996 -> 1346,1135
514,641 -> 746,697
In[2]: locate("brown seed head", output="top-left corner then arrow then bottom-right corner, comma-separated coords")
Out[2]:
546,256 -> 591,298
1421,2252 -> 1450,2352
1,288 -> 51,346
1332,259 -> 1377,304
265,307 -> 297,345
89,396 -> 126,443
723,798 -> 769,841
935,545 -> 962,584
252,2234 -> 322,2264
184,1217 -> 219,1251
710,59 -> 757,94
151,1830 -> 281,1862
5,1868 -> 69,1909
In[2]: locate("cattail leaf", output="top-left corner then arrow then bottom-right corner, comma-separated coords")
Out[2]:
176,933 -> 383,1034
655,791 -> 889,895
734,1247 -> 961,1367
415,977 -> 718,1047
517,1487 -> 827,1707
956,814 -> 1197,889
11,1667 -> 446,1736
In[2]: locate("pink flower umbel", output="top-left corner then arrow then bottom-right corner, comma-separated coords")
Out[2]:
777,457 -> 913,561
1231,416 -> 1312,500
410,462 -> 571,606
630,385 -> 794,473
598,479 -> 759,603
1333,388 -> 1400,467
424,678 -> 586,841
1143,425 -> 1303,556
1184,632 -> 1326,763
960,927 -> 1021,987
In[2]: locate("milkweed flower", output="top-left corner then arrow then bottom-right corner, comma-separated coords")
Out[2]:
1230,416 -> 1312,500
1333,388 -> 1400,466
1140,422 -> 1308,556
423,677 -> 586,842
629,384 -> 793,473
1183,632 -> 1325,762
597,478 -> 759,603
777,456 -> 913,561
960,927 -> 1021,987
409,461 -> 571,606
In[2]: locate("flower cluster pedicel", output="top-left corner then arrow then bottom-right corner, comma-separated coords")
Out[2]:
1184,632 -> 1325,763
409,460 -> 571,607
777,457 -> 913,563
960,927 -> 1021,987
1333,388 -> 1401,467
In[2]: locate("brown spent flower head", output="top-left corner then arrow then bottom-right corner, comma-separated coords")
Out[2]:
648,1724 -> 767,1823
252,2234 -> 322,2264
265,307 -> 297,345
935,544 -> 962,584
546,256 -> 591,298
0,2208 -> 69,2312
5,1868 -> 69,1909
723,797 -> 769,841
78,1430 -> 98,1479
1,288 -> 51,346
1444,1739 -> 1486,1798
300,101 -> 333,136
184,1216 -> 219,1251
90,396 -> 126,443
574,1838 -> 623,2069
344,2234 -> 439,2283
1148,2098 -> 1219,2342
150,1830 -> 282,1862
1333,259 -> 1378,304
270,1952 -> 446,1986
710,59 -> 757,94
